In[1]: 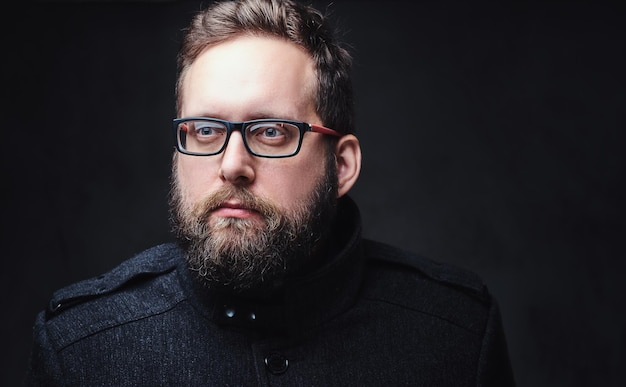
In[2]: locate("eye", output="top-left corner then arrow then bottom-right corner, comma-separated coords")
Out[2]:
261,124 -> 283,138
248,123 -> 288,140
199,126 -> 213,135
194,123 -> 223,137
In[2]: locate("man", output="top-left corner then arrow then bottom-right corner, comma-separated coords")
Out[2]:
27,0 -> 515,385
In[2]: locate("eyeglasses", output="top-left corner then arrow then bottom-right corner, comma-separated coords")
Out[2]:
173,117 -> 341,158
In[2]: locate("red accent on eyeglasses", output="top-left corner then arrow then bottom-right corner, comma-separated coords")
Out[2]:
311,124 -> 342,137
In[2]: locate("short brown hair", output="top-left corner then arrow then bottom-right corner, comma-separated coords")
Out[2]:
176,0 -> 355,135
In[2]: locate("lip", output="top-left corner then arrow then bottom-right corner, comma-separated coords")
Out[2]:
212,201 -> 258,219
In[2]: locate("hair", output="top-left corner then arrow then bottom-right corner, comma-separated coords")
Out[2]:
175,0 -> 355,135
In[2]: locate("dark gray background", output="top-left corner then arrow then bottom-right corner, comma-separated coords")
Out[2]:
2,0 -> 624,386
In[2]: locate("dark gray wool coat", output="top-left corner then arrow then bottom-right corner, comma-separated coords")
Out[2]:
27,196 -> 515,386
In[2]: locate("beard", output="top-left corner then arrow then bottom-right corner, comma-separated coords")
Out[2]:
168,149 -> 338,295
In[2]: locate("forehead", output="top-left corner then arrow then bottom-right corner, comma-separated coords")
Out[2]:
181,35 -> 318,120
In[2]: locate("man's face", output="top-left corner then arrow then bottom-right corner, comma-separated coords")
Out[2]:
171,35 -> 338,292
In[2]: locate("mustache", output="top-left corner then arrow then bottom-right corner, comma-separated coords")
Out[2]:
193,185 -> 281,219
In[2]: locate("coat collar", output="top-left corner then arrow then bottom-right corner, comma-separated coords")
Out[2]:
177,195 -> 364,338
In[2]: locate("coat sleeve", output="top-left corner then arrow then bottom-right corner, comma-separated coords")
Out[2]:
25,311 -> 64,387
476,295 -> 516,386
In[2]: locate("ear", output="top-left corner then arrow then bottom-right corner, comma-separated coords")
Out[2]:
334,134 -> 361,198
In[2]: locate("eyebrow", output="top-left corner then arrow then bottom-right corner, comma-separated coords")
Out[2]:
186,111 -> 301,122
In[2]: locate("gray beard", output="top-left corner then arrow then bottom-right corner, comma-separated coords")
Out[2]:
168,153 -> 338,294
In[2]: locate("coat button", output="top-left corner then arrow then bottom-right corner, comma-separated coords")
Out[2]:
224,306 -> 236,318
264,353 -> 289,375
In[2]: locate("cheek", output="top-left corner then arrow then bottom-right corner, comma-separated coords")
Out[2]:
259,160 -> 323,206
263,141 -> 329,203
176,157 -> 220,200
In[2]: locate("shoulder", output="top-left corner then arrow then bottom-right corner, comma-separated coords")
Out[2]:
360,239 -> 493,333
361,239 -> 487,297
35,243 -> 187,349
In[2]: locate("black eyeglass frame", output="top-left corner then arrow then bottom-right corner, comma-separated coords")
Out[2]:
173,117 -> 342,158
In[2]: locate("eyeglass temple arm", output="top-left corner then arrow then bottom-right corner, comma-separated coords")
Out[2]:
310,124 -> 342,137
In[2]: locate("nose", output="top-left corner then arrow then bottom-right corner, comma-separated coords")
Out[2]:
218,131 -> 255,185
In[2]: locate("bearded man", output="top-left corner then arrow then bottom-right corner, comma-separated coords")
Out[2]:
27,1 -> 515,385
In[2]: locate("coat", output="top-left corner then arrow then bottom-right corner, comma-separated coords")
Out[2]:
27,196 -> 515,386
